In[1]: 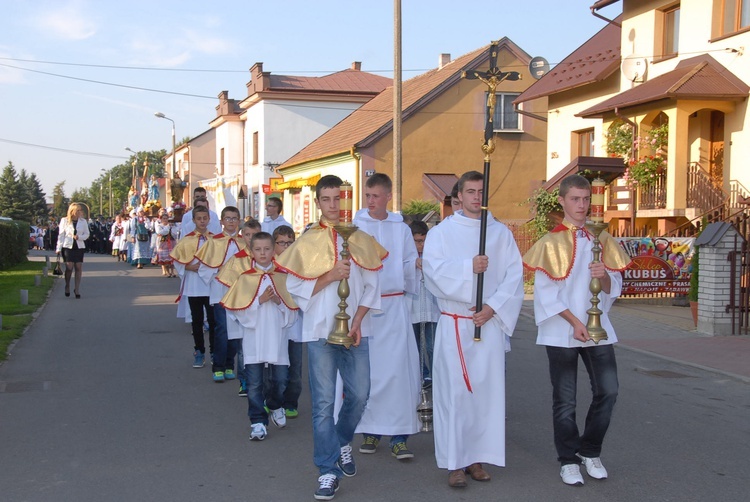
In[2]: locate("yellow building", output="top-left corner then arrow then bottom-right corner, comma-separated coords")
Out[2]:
516,0 -> 750,236
275,38 -> 547,232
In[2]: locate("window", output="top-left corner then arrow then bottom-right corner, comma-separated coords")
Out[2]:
574,129 -> 595,157
252,132 -> 259,165
721,0 -> 750,34
488,93 -> 521,132
219,148 -> 225,176
663,5 -> 680,56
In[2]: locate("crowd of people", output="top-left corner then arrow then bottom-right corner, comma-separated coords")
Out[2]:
46,171 -> 629,499
158,172 -> 630,501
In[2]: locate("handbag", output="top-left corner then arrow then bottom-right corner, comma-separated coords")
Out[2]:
53,256 -> 63,276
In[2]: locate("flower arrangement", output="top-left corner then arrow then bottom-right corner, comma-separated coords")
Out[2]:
607,121 -> 668,188
171,201 -> 186,210
625,155 -> 667,188
144,199 -> 162,215
606,120 -> 634,160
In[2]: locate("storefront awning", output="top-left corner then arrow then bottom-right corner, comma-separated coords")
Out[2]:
270,175 -> 321,191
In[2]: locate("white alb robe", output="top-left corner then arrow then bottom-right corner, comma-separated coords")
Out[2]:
232,273 -> 297,365
423,211 -> 524,470
349,209 -> 421,436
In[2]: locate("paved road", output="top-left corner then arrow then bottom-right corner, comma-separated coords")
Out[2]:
1,252 -> 748,501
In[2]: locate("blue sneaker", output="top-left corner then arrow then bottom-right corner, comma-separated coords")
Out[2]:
192,351 -> 205,368
224,369 -> 236,380
336,444 -> 356,477
314,474 -> 339,500
213,371 -> 225,382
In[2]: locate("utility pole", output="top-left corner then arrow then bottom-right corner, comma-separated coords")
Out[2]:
393,0 -> 402,212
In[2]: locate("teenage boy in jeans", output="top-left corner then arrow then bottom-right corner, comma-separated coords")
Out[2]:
523,175 -> 630,486
170,205 -> 216,368
277,175 -> 386,501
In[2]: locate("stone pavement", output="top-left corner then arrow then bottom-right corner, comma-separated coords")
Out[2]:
521,298 -> 750,383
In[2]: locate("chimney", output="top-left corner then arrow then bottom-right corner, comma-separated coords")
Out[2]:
247,62 -> 269,95
439,53 -> 451,69
351,61 -> 362,71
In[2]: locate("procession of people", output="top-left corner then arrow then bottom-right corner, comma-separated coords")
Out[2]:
55,171 -> 627,500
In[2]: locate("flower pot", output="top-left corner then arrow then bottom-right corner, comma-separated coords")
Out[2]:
689,301 -> 698,327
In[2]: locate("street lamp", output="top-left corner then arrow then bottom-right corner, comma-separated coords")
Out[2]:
125,147 -> 137,195
155,112 -> 176,203
101,168 -> 112,217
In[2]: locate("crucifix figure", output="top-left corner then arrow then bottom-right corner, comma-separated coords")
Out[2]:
463,41 -> 522,159
461,40 -> 522,341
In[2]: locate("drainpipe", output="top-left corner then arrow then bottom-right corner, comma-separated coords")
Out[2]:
590,0 -> 622,27
350,147 -> 361,211
615,107 -> 637,234
513,103 -> 547,123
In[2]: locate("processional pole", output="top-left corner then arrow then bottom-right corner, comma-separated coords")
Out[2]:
462,41 -> 521,341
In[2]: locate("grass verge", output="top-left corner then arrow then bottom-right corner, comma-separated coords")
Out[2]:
0,260 -> 55,361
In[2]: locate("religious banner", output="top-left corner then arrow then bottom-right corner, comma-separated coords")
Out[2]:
615,236 -> 695,295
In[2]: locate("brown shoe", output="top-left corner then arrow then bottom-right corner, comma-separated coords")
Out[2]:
448,469 -> 467,488
465,463 -> 491,481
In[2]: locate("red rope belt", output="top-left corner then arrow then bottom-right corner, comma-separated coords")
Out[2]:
381,291 -> 405,297
440,311 -> 473,393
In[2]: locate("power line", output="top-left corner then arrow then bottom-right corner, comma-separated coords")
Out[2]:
0,137 -> 129,159
0,63 -> 216,99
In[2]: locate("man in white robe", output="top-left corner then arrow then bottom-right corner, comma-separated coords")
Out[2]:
423,171 -> 524,488
353,173 -> 421,460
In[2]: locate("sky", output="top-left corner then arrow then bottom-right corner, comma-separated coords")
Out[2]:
0,0 -> 622,200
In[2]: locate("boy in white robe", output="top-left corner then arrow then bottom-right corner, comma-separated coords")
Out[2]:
522,174 -> 630,486
423,171 -> 524,488
221,232 -> 297,441
353,173 -> 421,460
276,175 -> 386,501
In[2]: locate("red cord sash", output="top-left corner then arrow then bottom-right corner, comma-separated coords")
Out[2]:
440,311 -> 473,393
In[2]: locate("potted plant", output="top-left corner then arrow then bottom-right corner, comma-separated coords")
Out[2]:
688,245 -> 699,327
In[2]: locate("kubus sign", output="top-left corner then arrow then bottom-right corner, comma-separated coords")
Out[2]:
615,237 -> 695,295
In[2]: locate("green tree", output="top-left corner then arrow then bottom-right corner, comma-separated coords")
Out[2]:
52,181 -> 69,219
70,188 -> 93,218
0,162 -> 25,220
25,172 -> 49,224
15,169 -> 35,223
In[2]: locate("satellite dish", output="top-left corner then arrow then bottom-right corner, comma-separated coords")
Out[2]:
621,55 -> 648,83
529,56 -> 550,80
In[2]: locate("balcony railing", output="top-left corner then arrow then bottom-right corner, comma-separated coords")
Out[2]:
637,171 -> 667,209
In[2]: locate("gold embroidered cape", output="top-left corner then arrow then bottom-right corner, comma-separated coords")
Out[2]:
220,263 -> 298,311
274,219 -> 388,279
523,221 -> 631,280
169,231 -> 213,265
215,250 -> 255,288
195,232 -> 246,269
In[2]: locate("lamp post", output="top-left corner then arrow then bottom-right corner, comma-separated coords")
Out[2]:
154,112 -> 176,204
101,168 -> 112,217
125,147 -> 137,195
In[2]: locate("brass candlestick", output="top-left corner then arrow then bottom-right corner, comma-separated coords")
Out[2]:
584,221 -> 609,344
327,223 -> 359,349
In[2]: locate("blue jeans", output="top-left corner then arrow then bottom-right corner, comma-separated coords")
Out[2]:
283,341 -> 304,410
412,322 -> 436,382
246,363 -> 288,425
212,305 -> 228,372
546,344 -> 619,465
307,338 -> 370,477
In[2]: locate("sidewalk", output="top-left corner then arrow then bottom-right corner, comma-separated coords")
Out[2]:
520,298 -> 750,383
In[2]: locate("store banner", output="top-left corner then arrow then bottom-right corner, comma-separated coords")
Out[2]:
615,236 -> 695,295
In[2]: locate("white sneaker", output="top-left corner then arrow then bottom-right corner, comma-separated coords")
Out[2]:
270,407 -> 287,428
249,422 -> 267,441
578,454 -> 608,479
560,464 -> 584,486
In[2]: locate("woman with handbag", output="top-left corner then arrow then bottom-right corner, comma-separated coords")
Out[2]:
55,202 -> 90,298
130,208 -> 153,269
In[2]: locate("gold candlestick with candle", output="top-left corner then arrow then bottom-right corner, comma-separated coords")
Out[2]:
328,182 -> 358,348
584,177 -> 609,344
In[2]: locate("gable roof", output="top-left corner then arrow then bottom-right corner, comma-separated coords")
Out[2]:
577,54 -> 750,117
280,38 -> 530,169
514,16 -> 621,104
267,68 -> 392,94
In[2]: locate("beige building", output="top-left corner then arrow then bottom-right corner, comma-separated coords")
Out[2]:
516,0 -> 750,236
276,38 -> 548,232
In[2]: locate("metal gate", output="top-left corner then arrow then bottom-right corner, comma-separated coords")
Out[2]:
727,237 -> 750,334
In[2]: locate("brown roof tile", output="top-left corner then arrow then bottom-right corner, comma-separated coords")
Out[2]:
268,68 -> 391,94
577,54 -> 750,117
280,40 -> 528,168
514,16 -> 621,104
